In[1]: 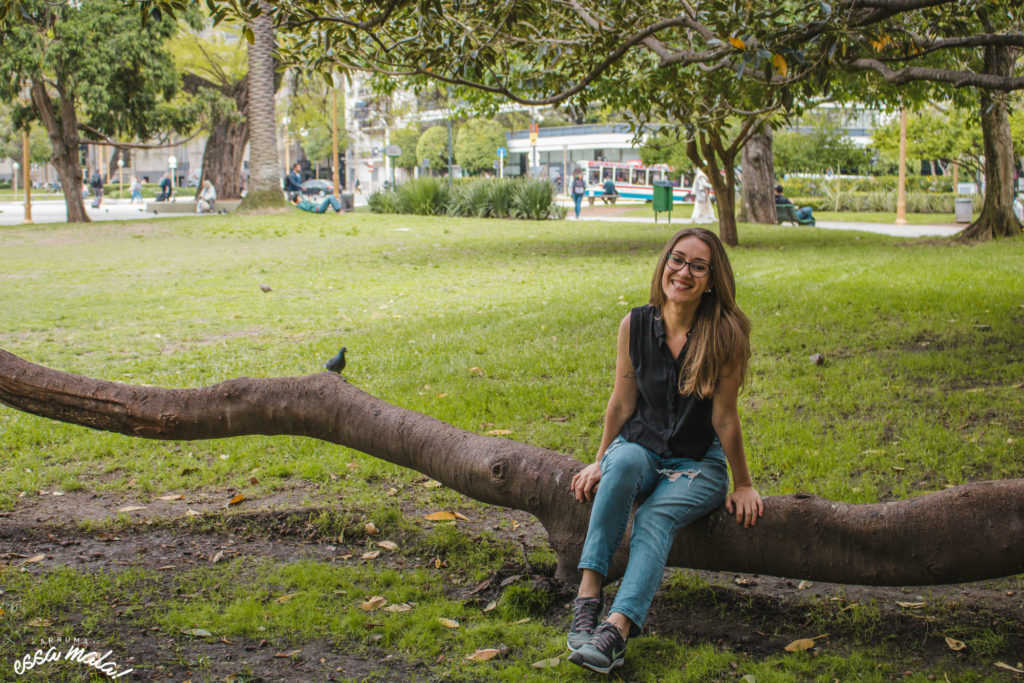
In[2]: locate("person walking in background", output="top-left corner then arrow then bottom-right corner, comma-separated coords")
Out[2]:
689,168 -> 716,223
129,177 -> 143,204
567,227 -> 762,674
571,170 -> 587,219
89,169 -> 104,208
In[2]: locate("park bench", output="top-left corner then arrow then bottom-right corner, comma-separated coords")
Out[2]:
776,203 -> 815,226
147,199 -> 241,215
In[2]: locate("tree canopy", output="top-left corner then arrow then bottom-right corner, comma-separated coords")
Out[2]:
454,118 -> 506,175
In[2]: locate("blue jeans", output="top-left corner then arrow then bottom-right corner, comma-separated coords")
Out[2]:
315,195 -> 342,213
578,436 -> 729,631
796,206 -> 814,221
572,193 -> 584,218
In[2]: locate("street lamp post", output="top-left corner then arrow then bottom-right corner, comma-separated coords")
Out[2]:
117,158 -> 124,200
895,108 -> 908,225
12,160 -> 18,201
22,129 -> 32,224
168,155 -> 177,198
282,115 -> 290,177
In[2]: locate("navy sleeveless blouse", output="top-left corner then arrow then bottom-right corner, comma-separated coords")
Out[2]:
618,305 -> 717,460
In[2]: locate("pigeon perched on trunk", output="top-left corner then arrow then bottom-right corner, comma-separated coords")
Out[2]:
325,347 -> 347,373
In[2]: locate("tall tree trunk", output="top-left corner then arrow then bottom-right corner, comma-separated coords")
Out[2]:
741,125 -> 777,224
1,348 -> 1022,587
959,44 -> 1022,240
237,0 -> 286,211
688,133 -> 739,246
31,79 -> 88,223
201,78 -> 250,200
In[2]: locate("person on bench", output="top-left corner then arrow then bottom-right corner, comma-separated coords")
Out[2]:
601,178 -> 619,204
774,185 -> 815,225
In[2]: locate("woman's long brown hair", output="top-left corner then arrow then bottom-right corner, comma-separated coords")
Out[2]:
648,228 -> 751,398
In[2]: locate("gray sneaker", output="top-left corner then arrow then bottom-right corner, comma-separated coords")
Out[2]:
568,620 -> 627,674
566,595 -> 603,652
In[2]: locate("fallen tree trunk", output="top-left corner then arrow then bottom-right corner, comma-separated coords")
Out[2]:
1,348 -> 1022,586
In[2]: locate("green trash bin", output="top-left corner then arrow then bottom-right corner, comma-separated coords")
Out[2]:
652,180 -> 674,222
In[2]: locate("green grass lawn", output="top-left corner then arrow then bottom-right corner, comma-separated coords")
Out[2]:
1,213 -> 1021,681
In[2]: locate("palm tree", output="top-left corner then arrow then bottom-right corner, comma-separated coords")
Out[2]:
238,0 -> 287,210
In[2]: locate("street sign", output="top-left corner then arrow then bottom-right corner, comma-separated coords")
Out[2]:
386,144 -> 402,157
497,146 -> 507,158
529,123 -> 538,146
167,155 -> 177,170
422,158 -> 430,169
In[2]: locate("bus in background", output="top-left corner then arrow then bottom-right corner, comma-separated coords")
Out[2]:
575,160 -> 696,204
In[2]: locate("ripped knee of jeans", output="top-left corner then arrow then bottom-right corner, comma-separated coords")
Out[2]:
657,469 -> 702,485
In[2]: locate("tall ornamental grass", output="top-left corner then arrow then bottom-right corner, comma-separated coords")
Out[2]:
369,176 -> 562,220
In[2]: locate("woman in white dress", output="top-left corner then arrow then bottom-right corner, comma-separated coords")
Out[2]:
689,168 -> 716,224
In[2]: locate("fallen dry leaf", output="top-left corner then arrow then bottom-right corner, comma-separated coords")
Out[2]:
183,628 -> 212,637
438,618 -> 460,629
365,522 -> 380,536
896,601 -> 925,609
27,617 -> 53,627
22,554 -> 45,565
227,494 -> 245,506
377,540 -> 398,551
466,648 -> 500,662
944,636 -> 966,651
422,480 -> 443,489
424,511 -> 457,522
275,594 -> 298,603
385,603 -> 413,613
158,494 -> 183,501
186,509 -> 203,517
211,550 -> 224,564
274,650 -> 301,659
117,505 -> 146,513
360,596 -> 388,611
486,429 -> 513,436
361,550 -> 382,560
784,634 -> 827,652
995,662 -> 1024,674
452,512 -> 470,521
482,601 -> 497,613
532,657 -> 561,669
510,618 -> 530,625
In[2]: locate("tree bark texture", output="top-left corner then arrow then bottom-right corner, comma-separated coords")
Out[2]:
203,81 -> 250,201
959,44 -> 1023,240
2,348 -> 1022,588
31,78 -> 89,223
238,1 -> 286,211
741,126 -> 777,225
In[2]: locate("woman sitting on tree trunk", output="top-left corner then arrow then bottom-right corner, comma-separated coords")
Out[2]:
568,227 -> 763,674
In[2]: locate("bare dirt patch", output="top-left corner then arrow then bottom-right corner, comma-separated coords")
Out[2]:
1,491 -> 1021,681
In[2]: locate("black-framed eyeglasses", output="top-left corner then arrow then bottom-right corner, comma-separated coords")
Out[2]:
666,253 -> 712,278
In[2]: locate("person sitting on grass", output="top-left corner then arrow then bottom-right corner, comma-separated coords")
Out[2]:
292,192 -> 343,214
774,185 -> 815,225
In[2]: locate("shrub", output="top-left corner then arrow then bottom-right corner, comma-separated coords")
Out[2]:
396,177 -> 449,216
510,177 -> 561,220
367,190 -> 399,214
486,179 -> 515,218
446,178 -> 494,218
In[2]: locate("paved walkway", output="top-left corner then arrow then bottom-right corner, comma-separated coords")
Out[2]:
2,198 -> 964,237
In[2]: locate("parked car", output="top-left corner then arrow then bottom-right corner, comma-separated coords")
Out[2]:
300,179 -> 333,197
